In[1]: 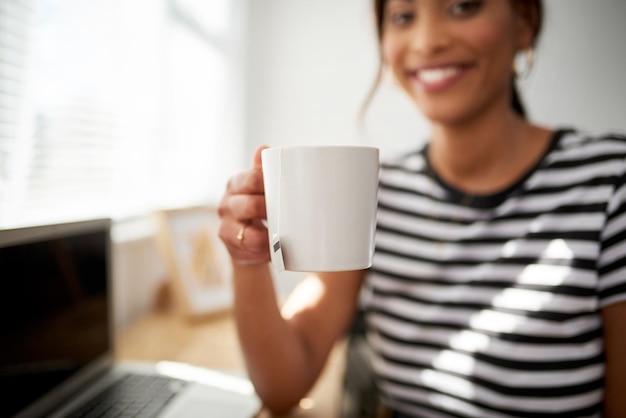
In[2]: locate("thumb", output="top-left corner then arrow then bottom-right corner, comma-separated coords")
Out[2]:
253,145 -> 269,170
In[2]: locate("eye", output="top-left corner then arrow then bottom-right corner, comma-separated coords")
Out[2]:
449,0 -> 483,17
384,2 -> 416,28
388,11 -> 415,27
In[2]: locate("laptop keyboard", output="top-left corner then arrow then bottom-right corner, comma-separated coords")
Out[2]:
66,374 -> 188,418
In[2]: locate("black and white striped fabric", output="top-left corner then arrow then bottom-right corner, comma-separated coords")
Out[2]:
363,129 -> 626,418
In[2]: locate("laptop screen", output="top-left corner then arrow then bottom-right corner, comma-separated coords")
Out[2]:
0,220 -> 111,417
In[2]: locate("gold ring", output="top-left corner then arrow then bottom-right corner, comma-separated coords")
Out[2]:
236,225 -> 247,246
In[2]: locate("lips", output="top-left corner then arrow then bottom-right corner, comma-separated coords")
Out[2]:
410,64 -> 469,92
418,67 -> 462,83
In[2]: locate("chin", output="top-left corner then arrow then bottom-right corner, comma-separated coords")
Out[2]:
414,94 -> 494,127
417,106 -> 474,127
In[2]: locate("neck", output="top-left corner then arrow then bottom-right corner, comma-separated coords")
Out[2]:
428,106 -> 538,195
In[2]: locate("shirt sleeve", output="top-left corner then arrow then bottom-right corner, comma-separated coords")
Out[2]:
598,152 -> 626,308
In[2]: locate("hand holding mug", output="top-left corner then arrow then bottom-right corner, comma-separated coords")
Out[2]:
218,146 -> 271,266
220,144 -> 379,271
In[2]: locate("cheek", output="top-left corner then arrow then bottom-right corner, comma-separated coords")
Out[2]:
381,38 -> 411,90
381,36 -> 403,71
466,17 -> 518,69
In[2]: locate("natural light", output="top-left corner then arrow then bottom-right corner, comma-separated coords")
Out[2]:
0,0 -> 241,228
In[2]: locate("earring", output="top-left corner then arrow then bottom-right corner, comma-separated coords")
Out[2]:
513,48 -> 535,79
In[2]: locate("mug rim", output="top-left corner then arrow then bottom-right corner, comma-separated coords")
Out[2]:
262,145 -> 379,151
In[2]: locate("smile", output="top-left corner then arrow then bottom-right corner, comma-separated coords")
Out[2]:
411,65 -> 468,92
419,67 -> 461,83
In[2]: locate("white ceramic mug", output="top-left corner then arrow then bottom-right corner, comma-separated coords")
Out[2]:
261,145 -> 379,272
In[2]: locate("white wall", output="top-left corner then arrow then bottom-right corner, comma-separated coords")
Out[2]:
245,0 -> 626,163
245,0 -> 429,161
522,1 -> 626,134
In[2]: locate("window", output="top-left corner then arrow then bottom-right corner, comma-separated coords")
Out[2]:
0,0 -> 245,228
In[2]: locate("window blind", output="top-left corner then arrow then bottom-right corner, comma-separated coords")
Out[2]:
0,0 -> 243,228
0,0 -> 33,224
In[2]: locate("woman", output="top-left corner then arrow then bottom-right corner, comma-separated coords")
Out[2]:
218,0 -> 626,416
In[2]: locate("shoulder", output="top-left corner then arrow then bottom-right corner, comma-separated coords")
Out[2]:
553,128 -> 626,156
379,144 -> 427,173
547,128 -> 626,175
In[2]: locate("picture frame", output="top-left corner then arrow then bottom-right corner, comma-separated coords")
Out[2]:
155,206 -> 232,320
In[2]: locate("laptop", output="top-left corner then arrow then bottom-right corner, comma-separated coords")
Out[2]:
0,218 -> 261,418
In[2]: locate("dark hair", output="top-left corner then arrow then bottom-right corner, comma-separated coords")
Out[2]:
361,0 -> 544,120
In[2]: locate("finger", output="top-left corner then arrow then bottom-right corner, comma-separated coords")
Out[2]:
253,145 -> 269,170
226,168 -> 265,195
242,219 -> 270,252
219,219 -> 268,253
227,194 -> 267,221
219,219 -> 270,263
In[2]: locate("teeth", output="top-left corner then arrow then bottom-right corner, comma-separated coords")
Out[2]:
418,67 -> 461,83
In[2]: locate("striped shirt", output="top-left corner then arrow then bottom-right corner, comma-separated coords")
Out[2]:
362,129 -> 626,418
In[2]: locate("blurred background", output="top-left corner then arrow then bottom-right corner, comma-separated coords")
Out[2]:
1,0 -> 626,329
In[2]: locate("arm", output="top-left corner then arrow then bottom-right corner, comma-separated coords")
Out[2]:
218,146 -> 365,413
602,301 -> 626,418
233,267 -> 364,414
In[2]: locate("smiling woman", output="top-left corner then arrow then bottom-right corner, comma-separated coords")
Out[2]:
217,0 -> 626,417
374,0 -> 541,125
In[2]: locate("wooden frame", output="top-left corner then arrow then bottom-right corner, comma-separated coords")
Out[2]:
155,206 -> 232,319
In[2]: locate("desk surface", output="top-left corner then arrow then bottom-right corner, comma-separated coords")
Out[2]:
115,309 -> 347,418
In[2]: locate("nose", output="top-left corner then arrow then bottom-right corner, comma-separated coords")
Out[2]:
409,14 -> 450,57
